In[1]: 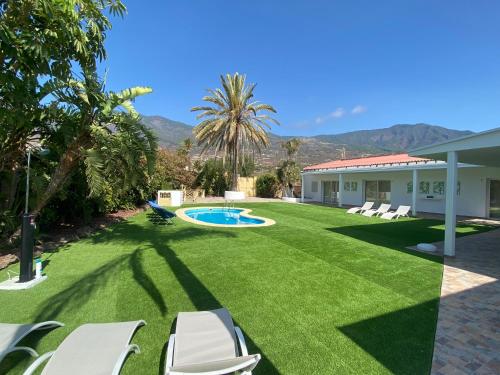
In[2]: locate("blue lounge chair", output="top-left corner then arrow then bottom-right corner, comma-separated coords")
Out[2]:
148,201 -> 176,224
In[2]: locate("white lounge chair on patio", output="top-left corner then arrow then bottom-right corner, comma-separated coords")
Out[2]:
380,205 -> 411,220
23,320 -> 145,375
362,203 -> 392,217
165,308 -> 260,375
346,201 -> 374,214
0,321 -> 64,365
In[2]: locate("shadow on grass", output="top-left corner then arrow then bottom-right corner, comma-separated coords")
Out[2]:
327,218 -> 492,263
0,255 -> 134,374
339,279 -> 500,374
146,212 -> 172,226
130,248 -> 168,316
33,247 -> 170,320
34,254 -> 132,322
339,297 -> 440,374
29,221 -> 280,374
134,224 -> 280,375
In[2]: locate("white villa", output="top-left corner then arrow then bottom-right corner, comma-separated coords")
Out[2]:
301,153 -> 500,219
301,127 -> 500,256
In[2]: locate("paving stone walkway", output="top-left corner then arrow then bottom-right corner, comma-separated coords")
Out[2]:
430,229 -> 500,375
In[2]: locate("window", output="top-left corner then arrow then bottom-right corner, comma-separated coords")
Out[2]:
311,181 -> 318,193
407,181 -> 413,194
365,180 -> 391,204
419,181 -> 430,194
433,181 -> 445,195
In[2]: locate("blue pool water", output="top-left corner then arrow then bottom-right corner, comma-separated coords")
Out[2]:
185,208 -> 265,225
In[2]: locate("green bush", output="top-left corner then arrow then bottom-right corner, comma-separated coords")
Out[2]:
256,174 -> 280,198
195,159 -> 229,196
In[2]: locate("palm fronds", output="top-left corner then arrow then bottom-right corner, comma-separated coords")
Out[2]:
191,73 -> 278,189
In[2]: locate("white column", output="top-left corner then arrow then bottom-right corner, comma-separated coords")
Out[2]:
412,169 -> 418,216
444,151 -> 458,256
301,174 -> 305,203
338,174 -> 344,207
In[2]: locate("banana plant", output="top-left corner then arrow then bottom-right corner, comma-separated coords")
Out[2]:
32,72 -> 156,217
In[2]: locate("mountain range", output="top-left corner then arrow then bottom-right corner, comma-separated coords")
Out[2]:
141,115 -> 473,166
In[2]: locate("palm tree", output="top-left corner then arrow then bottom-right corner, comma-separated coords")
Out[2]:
278,138 -> 301,197
282,138 -> 301,161
191,73 -> 278,190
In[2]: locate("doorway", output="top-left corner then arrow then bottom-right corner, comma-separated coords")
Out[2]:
489,180 -> 500,218
322,181 -> 339,204
364,180 -> 391,205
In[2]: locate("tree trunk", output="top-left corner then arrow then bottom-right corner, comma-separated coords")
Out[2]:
231,130 -> 239,191
32,132 -> 91,217
6,168 -> 20,210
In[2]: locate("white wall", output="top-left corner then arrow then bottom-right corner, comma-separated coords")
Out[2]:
302,166 -> 500,217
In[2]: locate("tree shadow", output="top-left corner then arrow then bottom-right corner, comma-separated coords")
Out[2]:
34,254 -> 131,322
0,254 -> 132,374
115,222 -> 281,375
130,248 -> 168,316
28,219 -> 281,374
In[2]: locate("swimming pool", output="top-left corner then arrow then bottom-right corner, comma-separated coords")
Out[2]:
176,207 -> 275,227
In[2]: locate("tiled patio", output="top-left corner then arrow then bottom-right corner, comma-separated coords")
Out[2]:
430,229 -> 500,375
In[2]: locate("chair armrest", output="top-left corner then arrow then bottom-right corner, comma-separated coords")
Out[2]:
112,344 -> 140,375
23,351 -> 54,375
164,334 -> 175,374
234,327 -> 249,356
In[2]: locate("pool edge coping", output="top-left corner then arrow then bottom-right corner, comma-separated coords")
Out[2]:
175,207 -> 276,228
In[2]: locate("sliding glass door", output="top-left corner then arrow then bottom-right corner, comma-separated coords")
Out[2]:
364,180 -> 391,204
489,180 -> 500,218
322,181 -> 339,204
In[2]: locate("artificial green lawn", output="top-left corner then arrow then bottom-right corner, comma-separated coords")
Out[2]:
0,203 -> 492,374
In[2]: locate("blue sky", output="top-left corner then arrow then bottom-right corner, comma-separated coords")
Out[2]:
100,0 -> 500,136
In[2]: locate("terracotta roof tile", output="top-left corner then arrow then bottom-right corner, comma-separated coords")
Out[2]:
303,153 -> 430,171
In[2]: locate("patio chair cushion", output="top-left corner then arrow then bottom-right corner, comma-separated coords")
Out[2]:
174,308 -> 238,367
40,321 -> 144,375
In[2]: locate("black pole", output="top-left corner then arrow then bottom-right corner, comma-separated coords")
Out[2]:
20,213 -> 35,282
20,149 -> 34,282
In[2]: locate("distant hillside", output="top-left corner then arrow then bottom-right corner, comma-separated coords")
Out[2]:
312,124 -> 472,153
141,116 -> 194,148
140,115 -> 473,166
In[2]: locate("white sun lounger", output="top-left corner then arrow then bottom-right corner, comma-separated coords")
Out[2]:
346,201 -> 374,214
165,308 -> 261,375
381,205 -> 411,220
0,321 -> 64,364
362,203 -> 392,217
23,320 -> 145,375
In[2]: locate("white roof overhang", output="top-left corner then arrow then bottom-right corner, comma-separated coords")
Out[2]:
302,161 -> 477,175
409,127 -> 500,167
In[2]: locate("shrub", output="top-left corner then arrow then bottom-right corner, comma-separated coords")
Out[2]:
195,159 -> 229,196
256,174 -> 280,198
148,148 -> 196,195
